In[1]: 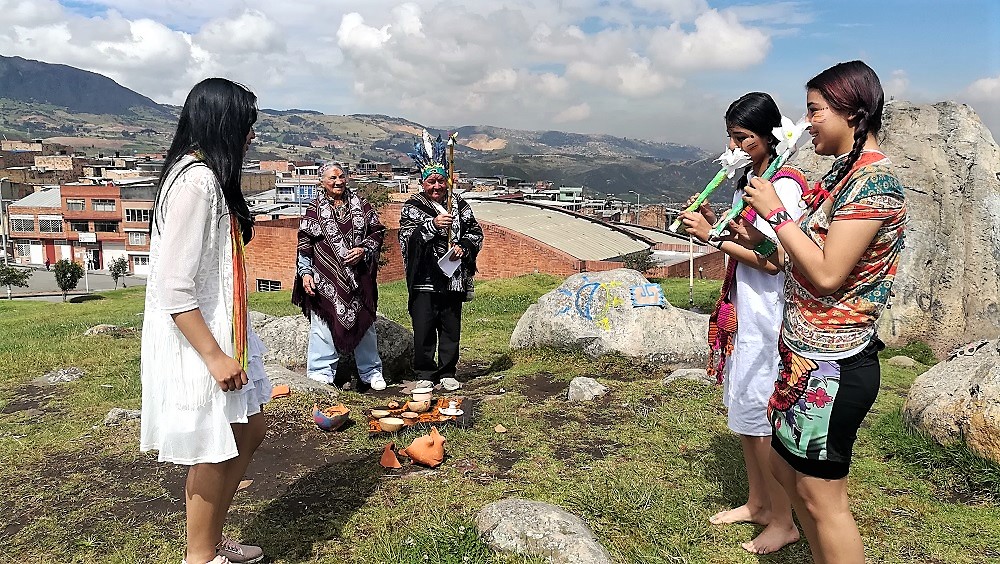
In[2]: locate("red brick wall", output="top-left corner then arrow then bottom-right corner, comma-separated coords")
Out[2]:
245,218 -> 299,292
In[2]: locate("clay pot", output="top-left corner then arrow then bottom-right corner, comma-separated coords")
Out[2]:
313,403 -> 350,432
379,442 -> 402,469
412,387 -> 434,402
401,412 -> 420,424
406,399 -> 430,413
399,426 -> 446,468
370,408 -> 391,419
379,417 -> 405,432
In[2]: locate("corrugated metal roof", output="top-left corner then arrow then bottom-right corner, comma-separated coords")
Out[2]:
468,199 -> 649,261
10,187 -> 61,208
617,223 -> 686,244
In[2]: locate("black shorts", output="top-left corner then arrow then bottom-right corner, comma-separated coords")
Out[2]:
768,338 -> 883,480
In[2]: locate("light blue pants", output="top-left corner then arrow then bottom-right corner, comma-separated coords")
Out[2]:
307,314 -> 383,384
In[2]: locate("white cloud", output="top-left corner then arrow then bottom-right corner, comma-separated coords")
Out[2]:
632,0 -> 708,22
959,75 -> 1000,138
884,69 -> 909,100
552,102 -> 591,123
648,9 -> 770,70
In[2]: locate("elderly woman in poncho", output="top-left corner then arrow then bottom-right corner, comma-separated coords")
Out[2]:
400,132 -> 484,392
292,162 -> 387,391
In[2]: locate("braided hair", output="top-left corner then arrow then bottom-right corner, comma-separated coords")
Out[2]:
806,60 -> 884,191
725,92 -> 782,192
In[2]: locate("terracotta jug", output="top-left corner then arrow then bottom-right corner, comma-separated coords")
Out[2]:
379,442 -> 402,469
400,426 -> 446,468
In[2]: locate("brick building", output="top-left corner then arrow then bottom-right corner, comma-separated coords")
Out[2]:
8,182 -> 154,273
243,198 -> 724,294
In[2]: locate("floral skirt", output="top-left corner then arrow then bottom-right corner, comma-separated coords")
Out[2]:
768,337 -> 883,479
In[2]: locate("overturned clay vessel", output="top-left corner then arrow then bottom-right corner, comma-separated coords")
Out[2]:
399,426 -> 446,468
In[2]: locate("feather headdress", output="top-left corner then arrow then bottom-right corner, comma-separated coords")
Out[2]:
408,129 -> 448,180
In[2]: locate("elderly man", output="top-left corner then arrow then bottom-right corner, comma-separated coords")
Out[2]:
400,132 -> 483,391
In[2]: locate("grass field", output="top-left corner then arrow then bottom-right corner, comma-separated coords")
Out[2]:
1,275 -> 997,563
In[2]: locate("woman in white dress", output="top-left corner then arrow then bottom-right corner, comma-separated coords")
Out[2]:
680,92 -> 807,555
140,78 -> 270,564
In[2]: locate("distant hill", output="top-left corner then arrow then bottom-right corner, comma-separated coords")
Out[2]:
0,55 -> 170,116
0,56 -> 715,201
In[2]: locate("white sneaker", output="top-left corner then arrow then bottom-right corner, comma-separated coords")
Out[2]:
182,556 -> 231,564
367,373 -> 387,391
440,377 -> 462,391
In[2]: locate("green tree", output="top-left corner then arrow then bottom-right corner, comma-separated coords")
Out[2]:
0,264 -> 33,299
354,180 -> 392,267
108,256 -> 129,289
622,249 -> 657,274
54,259 -> 85,302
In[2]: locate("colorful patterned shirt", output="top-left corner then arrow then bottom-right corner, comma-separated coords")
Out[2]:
782,151 -> 907,358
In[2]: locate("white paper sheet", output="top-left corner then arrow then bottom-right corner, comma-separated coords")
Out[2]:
437,247 -> 462,277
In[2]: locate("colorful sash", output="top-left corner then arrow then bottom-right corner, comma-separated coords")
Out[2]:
231,215 -> 248,370
706,166 -> 808,384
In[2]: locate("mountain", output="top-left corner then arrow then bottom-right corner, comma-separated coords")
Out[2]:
0,56 -> 714,201
0,55 -> 170,116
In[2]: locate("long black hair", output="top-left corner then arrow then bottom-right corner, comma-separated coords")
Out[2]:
806,60 -> 884,190
154,78 -> 257,243
724,92 -> 782,191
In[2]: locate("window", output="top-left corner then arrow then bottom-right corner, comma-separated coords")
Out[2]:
38,219 -> 63,233
94,221 -> 119,233
256,279 -> 282,292
125,208 -> 151,223
69,221 -> 90,232
131,255 -> 149,266
14,241 -> 29,258
66,199 -> 85,211
128,232 -> 147,245
92,199 -> 116,212
10,218 -> 34,232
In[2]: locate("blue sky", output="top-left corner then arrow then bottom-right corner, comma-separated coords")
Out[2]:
2,0 -> 998,148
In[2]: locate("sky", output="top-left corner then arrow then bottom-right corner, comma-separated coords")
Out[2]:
1,0 -> 998,150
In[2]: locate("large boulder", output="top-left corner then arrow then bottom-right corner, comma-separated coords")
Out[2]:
476,498 -> 612,564
903,339 -> 1000,463
793,101 -> 1000,358
510,269 -> 707,366
250,311 -> 413,382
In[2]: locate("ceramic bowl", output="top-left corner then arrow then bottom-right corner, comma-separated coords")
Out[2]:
379,417 -> 405,432
412,387 -> 434,402
313,404 -> 351,432
401,411 -> 420,424
370,408 -> 391,419
406,399 -> 431,413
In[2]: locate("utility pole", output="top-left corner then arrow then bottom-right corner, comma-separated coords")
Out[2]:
1,177 -> 11,300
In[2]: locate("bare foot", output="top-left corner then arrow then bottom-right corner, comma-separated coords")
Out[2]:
709,504 -> 768,525
741,522 -> 800,555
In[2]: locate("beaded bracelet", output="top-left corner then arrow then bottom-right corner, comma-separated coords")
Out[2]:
753,238 -> 778,259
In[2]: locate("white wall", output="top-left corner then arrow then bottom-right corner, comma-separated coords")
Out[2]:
102,242 -> 127,270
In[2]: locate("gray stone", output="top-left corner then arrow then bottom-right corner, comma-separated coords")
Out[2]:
40,367 -> 85,384
903,339 -> 1000,464
510,269 -> 707,367
263,364 -> 338,398
662,368 -> 713,386
251,310 -> 414,382
888,355 -> 920,368
103,408 -> 140,426
792,102 -> 1000,358
84,324 -> 119,336
476,498 -> 612,564
567,377 -> 608,402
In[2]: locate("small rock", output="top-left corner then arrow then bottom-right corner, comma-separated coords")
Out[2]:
476,498 -> 612,563
84,324 -> 119,336
440,377 -> 463,391
263,364 -> 338,398
567,377 -> 608,402
661,368 -> 714,386
41,367 -> 85,384
103,408 -> 140,426
495,424 -> 507,434
888,355 -> 920,368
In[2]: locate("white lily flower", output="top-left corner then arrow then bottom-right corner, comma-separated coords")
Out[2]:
715,147 -> 753,178
773,116 -> 811,156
